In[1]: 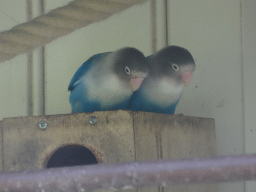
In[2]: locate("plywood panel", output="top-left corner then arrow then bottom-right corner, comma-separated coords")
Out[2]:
1,110 -> 135,172
134,112 -> 218,192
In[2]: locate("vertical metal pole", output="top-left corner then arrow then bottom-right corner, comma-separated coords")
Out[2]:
164,0 -> 169,46
151,0 -> 157,54
40,0 -> 45,116
240,1 -> 246,191
27,0 -> 33,116
37,44 -> 45,116
27,0 -> 45,116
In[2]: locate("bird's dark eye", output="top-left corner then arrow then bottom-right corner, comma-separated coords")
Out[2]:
125,66 -> 130,75
172,64 -> 179,71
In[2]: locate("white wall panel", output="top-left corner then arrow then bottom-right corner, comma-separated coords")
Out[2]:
168,0 -> 244,191
242,0 -> 256,157
242,0 -> 256,191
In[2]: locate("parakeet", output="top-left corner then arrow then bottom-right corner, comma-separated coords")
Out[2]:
129,45 -> 195,114
68,47 -> 149,113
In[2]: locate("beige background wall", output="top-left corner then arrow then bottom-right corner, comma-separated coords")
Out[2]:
0,0 -> 256,191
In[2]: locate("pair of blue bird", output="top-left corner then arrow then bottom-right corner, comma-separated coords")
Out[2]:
68,46 -> 196,114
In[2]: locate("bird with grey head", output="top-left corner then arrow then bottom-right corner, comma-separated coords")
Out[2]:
68,47 -> 149,113
128,45 -> 196,114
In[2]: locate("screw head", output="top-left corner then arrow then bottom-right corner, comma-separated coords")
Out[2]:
38,121 -> 47,129
89,116 -> 97,124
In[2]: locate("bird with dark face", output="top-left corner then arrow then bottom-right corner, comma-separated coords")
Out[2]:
129,45 -> 195,114
68,47 -> 149,113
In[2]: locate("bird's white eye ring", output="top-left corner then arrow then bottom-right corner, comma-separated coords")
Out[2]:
125,66 -> 130,75
172,64 -> 179,71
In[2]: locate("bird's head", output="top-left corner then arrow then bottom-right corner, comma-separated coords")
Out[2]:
113,47 -> 149,91
153,46 -> 196,86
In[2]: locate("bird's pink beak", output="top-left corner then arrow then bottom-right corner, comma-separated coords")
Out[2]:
130,77 -> 144,91
182,71 -> 193,86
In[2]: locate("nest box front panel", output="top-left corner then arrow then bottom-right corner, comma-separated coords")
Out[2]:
1,110 -> 135,172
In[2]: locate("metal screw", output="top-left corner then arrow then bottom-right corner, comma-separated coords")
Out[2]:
89,116 -> 97,124
38,121 -> 47,129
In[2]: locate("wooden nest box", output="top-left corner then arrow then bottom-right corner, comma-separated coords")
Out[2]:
0,110 -> 218,191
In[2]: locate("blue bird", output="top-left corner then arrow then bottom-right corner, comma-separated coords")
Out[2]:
68,47 -> 149,113
129,46 -> 196,114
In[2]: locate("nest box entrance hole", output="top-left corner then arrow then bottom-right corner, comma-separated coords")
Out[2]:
46,144 -> 98,168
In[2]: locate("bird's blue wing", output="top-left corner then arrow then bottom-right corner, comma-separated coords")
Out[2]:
68,52 -> 110,91
69,83 -> 101,113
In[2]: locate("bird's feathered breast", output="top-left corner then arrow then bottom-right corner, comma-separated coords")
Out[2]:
141,77 -> 185,107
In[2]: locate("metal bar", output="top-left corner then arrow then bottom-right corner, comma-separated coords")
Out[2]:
40,0 -> 46,116
151,0 -> 157,54
164,0 -> 169,46
0,154 -> 256,192
27,0 -> 34,116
